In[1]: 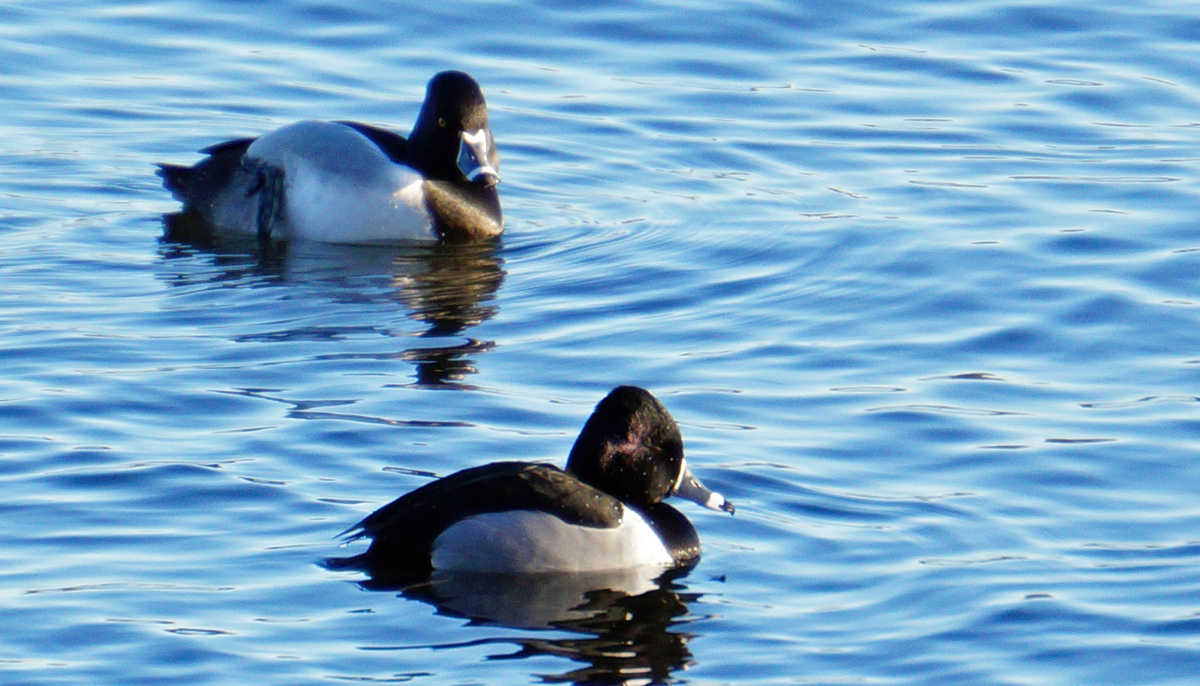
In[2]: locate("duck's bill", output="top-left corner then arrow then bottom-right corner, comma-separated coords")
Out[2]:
458,128 -> 500,186
673,460 -> 735,514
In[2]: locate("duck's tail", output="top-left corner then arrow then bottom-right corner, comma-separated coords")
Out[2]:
321,553 -> 368,571
155,163 -> 193,201
155,137 -> 256,206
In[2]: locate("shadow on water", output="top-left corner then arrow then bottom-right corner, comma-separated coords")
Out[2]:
157,211 -> 506,387
347,566 -> 700,685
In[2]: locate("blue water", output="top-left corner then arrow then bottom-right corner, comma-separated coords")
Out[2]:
3,0 -> 1200,683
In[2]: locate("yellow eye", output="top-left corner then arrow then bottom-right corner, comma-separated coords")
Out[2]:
437,117 -> 447,128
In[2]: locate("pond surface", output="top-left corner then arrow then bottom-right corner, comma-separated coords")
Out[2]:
3,1 -> 1200,684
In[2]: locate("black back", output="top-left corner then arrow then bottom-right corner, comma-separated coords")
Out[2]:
331,462 -> 623,577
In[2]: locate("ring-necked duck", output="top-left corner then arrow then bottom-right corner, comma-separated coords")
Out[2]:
156,70 -> 501,244
330,386 -> 734,578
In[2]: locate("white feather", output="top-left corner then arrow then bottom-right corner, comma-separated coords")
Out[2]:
230,120 -> 437,243
430,509 -> 674,573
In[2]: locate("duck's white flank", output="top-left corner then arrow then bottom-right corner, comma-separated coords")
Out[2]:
430,509 -> 674,573
240,120 -> 436,243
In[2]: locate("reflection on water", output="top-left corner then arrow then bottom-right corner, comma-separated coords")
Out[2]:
158,212 -> 505,387
358,567 -> 698,685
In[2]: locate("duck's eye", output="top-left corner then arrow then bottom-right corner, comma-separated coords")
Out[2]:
437,117 -> 448,129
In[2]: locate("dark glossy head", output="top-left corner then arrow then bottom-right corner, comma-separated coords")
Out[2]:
409,71 -> 500,185
566,386 -> 734,514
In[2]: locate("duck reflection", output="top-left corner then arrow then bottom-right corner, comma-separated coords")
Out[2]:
357,566 -> 699,685
158,212 -> 504,387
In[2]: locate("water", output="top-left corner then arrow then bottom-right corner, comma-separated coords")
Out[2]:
3,0 -> 1200,683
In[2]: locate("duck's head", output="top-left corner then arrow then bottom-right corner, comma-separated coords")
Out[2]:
566,386 -> 735,514
410,70 -> 500,187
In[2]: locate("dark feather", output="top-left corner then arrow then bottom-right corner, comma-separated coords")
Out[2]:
338,462 -> 624,575
155,138 -> 255,211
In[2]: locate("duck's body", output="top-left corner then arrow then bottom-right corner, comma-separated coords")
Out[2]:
331,387 -> 734,579
157,71 -> 501,244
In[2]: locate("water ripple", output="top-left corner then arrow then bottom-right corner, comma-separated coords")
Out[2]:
3,0 -> 1200,684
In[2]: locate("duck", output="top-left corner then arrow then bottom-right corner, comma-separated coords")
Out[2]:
330,386 -> 734,579
156,70 -> 502,244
